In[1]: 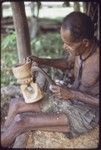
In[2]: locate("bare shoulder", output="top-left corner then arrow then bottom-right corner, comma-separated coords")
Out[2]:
93,46 -> 99,58
87,47 -> 99,70
82,47 -> 99,86
92,47 -> 99,60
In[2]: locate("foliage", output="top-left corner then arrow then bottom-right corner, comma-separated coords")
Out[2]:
1,32 -> 18,86
1,32 -> 17,50
31,32 -> 64,58
1,31 -> 64,86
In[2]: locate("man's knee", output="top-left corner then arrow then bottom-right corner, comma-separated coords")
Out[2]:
14,114 -> 22,122
13,114 -> 28,127
10,98 -> 24,111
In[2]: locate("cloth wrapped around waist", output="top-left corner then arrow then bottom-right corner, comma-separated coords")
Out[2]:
40,93 -> 99,137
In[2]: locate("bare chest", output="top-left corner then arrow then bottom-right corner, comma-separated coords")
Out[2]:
74,56 -> 98,87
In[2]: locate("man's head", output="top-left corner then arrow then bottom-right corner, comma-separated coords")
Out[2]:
61,11 -> 94,56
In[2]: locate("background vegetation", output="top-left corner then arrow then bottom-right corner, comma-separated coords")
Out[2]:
1,31 -> 64,86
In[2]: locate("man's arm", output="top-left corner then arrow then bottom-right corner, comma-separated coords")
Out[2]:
37,57 -> 74,71
26,55 -> 75,71
72,89 -> 99,107
50,85 -> 99,107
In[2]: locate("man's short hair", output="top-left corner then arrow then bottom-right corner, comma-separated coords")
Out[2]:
62,11 -> 94,41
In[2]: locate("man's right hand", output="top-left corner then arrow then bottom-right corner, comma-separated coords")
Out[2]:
24,55 -> 39,64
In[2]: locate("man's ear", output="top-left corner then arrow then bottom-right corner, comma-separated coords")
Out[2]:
82,39 -> 89,47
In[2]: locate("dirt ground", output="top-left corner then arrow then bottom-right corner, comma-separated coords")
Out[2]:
1,85 -> 99,149
26,126 -> 99,149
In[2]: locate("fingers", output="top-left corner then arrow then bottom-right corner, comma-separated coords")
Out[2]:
23,56 -> 37,65
23,56 -> 32,64
26,56 -> 32,63
49,85 -> 62,99
49,85 -> 60,92
53,92 -> 62,99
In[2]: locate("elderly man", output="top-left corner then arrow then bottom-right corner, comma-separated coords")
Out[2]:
1,11 -> 99,147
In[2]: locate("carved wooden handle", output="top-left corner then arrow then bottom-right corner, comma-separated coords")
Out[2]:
20,82 -> 44,103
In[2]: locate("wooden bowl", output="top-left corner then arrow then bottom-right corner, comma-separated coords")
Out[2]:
12,62 -> 32,80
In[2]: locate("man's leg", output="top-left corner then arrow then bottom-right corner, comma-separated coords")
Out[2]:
4,97 -> 42,128
1,112 -> 69,147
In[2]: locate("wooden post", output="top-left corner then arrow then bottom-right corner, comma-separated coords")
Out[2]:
10,2 -> 31,148
11,2 -> 31,63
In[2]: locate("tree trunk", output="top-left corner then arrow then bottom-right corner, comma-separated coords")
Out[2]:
11,2 -> 31,63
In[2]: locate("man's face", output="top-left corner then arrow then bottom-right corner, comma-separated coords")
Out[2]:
60,27 -> 85,56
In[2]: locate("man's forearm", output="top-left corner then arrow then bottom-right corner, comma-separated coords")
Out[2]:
71,89 -> 99,107
34,57 -> 69,70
